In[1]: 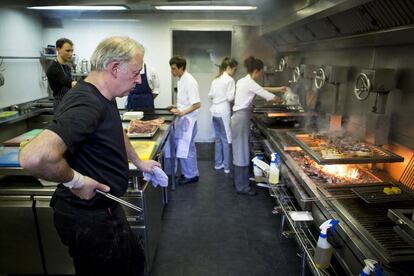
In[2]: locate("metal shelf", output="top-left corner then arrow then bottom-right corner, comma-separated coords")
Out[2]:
0,56 -> 41,60
269,184 -> 335,276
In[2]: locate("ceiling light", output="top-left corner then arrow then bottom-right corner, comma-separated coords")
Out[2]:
27,6 -> 127,11
154,5 -> 257,11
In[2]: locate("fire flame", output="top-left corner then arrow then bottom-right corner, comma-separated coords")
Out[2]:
321,165 -> 359,179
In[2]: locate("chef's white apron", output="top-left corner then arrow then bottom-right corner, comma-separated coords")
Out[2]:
164,113 -> 197,159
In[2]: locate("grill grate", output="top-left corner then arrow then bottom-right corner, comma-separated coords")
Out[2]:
400,154 -> 414,190
351,185 -> 414,204
339,199 -> 414,262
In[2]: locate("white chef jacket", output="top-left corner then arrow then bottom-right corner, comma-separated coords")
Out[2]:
233,74 -> 274,112
177,71 -> 200,118
170,71 -> 200,158
140,63 -> 160,95
208,72 -> 235,117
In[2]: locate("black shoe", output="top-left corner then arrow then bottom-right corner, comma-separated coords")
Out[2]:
237,190 -> 257,196
179,176 -> 199,185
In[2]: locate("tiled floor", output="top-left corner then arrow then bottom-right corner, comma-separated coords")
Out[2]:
151,143 -> 309,276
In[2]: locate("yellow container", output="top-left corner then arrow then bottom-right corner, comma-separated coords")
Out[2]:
391,187 -> 402,194
130,141 -> 157,160
383,187 -> 394,195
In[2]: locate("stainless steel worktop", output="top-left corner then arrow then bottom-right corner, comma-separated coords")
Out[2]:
0,107 -> 175,275
0,109 -> 174,192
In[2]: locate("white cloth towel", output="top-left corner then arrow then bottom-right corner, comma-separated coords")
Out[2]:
143,166 -> 169,187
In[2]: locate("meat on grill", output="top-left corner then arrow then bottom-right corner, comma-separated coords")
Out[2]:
307,132 -> 374,158
128,117 -> 165,134
290,151 -> 378,186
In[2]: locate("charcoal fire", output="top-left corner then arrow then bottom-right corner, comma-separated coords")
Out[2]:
289,151 -> 379,185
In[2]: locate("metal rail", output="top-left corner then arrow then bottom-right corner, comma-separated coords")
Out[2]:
269,184 -> 334,276
0,56 -> 42,60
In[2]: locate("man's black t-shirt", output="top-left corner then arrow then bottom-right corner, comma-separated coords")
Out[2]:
47,79 -> 129,207
46,60 -> 72,98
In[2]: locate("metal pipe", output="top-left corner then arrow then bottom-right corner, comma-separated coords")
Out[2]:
0,56 -> 41,60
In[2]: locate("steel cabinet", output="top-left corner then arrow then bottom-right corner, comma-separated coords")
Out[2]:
34,196 -> 74,275
0,196 -> 43,274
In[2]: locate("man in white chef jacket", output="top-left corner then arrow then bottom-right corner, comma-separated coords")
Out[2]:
167,56 -> 201,185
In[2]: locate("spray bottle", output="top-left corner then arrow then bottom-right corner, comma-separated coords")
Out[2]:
268,153 -> 280,185
253,154 -> 264,181
314,219 -> 340,269
360,259 -> 387,276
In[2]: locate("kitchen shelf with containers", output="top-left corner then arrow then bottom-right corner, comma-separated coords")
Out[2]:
0,110 -> 174,177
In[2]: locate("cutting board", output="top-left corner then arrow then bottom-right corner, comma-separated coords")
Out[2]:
3,129 -> 43,146
0,111 -> 18,119
130,141 -> 157,160
0,147 -> 20,167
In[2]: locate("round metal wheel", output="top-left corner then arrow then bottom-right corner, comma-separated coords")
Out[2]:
292,66 -> 301,83
313,68 -> 326,89
354,73 -> 371,101
277,57 -> 287,72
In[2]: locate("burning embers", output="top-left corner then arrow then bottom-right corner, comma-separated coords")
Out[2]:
321,165 -> 359,179
290,151 -> 379,185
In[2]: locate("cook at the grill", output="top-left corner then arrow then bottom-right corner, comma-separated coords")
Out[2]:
231,56 -> 287,195
19,36 -> 160,276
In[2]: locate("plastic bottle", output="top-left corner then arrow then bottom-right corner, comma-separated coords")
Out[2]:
360,259 -> 377,276
253,154 -> 264,181
359,259 -> 387,276
253,164 -> 263,181
314,219 -> 340,269
268,153 -> 280,185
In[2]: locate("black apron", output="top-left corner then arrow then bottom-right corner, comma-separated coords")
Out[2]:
126,64 -> 154,111
53,62 -> 72,112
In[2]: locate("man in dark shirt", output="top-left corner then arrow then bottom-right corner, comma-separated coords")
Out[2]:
20,36 -> 160,276
46,38 -> 77,111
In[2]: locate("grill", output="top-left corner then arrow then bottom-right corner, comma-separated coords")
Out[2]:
351,185 -> 414,204
335,198 -> 414,263
289,150 -> 382,187
288,132 -> 404,165
253,104 -> 303,113
286,146 -> 414,263
388,209 -> 414,247
400,154 -> 414,190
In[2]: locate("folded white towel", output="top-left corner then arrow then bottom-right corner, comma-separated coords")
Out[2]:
143,166 -> 169,188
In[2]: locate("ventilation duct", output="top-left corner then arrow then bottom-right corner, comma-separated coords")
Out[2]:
263,0 -> 414,50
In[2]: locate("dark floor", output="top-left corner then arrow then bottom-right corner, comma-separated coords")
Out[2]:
151,143 -> 308,276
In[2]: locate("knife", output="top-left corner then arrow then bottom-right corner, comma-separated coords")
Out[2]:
96,189 -> 143,212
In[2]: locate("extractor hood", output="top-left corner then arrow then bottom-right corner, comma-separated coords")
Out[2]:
262,0 -> 414,51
